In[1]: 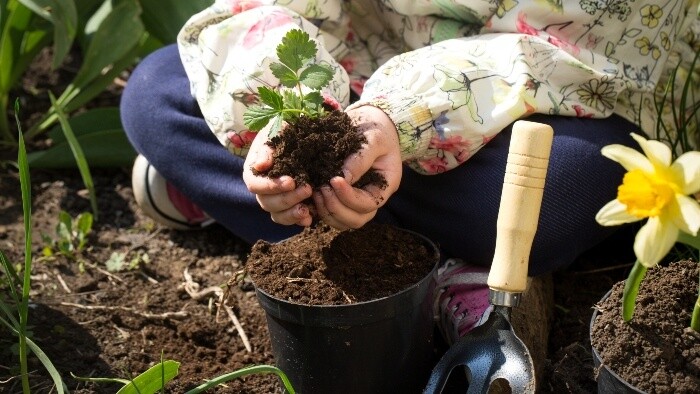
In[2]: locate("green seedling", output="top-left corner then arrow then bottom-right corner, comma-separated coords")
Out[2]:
243,29 -> 334,137
105,251 -> 150,273
42,210 -> 93,259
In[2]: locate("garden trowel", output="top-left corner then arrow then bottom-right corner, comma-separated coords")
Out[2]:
424,120 -> 554,393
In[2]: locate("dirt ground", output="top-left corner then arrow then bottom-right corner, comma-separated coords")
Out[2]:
0,166 -> 640,393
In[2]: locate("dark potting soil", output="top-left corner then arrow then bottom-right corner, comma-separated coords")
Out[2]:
259,110 -> 387,193
245,222 -> 437,305
590,259 -> 700,393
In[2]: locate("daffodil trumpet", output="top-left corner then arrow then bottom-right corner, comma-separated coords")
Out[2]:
596,132 -> 700,331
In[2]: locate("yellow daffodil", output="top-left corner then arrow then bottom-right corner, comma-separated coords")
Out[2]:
595,133 -> 700,268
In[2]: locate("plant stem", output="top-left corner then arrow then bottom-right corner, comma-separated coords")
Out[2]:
622,259 -> 647,322
0,95 -> 16,144
678,231 -> 700,251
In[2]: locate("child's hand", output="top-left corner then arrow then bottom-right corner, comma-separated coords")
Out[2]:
243,129 -> 314,226
312,105 -> 402,230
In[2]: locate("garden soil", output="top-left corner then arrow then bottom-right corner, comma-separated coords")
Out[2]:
0,47 -> 685,393
591,260 -> 700,393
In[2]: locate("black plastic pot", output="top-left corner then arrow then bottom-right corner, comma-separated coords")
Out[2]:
254,230 -> 439,394
589,290 -> 645,394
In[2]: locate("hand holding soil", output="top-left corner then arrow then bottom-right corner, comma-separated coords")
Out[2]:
242,29 -> 391,230
311,105 -> 400,230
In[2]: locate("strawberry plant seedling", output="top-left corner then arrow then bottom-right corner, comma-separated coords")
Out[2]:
243,29 -> 334,137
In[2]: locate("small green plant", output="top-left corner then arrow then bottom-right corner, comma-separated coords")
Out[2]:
41,210 -> 94,259
243,29 -> 334,137
105,250 -> 150,273
0,102 -> 67,393
72,356 -> 296,394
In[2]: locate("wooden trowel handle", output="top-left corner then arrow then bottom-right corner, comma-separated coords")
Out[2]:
487,120 -> 553,296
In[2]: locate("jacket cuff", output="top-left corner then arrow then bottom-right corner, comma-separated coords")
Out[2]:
347,90 -> 435,162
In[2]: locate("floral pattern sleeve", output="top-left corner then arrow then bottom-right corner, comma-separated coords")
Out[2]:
348,1 -> 699,174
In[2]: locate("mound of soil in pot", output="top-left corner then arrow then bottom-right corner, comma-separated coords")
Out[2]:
590,259 -> 700,393
245,222 -> 437,305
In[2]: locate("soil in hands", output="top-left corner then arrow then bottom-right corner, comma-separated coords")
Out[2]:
258,110 -> 387,196
591,259 -> 700,393
245,222 -> 437,305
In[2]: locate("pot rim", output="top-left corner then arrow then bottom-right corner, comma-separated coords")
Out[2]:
589,288 -> 646,393
253,227 -> 440,325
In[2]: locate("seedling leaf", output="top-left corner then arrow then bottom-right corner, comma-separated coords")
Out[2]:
299,64 -> 333,89
270,63 -> 298,88
243,106 -> 280,131
303,91 -> 324,108
116,360 -> 180,394
277,29 -> 316,71
271,115 -> 285,135
258,86 -> 284,110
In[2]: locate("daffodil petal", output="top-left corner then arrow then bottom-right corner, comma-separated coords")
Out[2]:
673,194 -> 700,235
634,217 -> 678,267
631,133 -> 672,167
672,151 -> 700,195
595,199 -> 641,226
601,144 -> 653,172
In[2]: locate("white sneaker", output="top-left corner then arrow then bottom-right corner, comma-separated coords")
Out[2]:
131,155 -> 214,230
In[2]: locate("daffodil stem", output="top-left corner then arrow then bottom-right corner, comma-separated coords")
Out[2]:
622,260 -> 647,322
677,231 -> 700,251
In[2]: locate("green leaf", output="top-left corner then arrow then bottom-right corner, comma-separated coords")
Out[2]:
303,91 -> 323,108
0,2 -> 51,92
76,212 -> 93,249
27,128 -> 137,168
105,252 -> 126,272
243,106 -> 278,131
25,335 -> 68,393
258,86 -> 284,110
622,260 -> 647,322
184,365 -> 295,394
299,64 -> 333,89
70,0 -> 144,89
277,29 -> 316,71
268,114 -> 283,138
116,360 -> 180,394
19,0 -> 78,68
47,107 -> 122,143
270,62 -> 298,88
49,92 -> 99,219
282,90 -> 302,111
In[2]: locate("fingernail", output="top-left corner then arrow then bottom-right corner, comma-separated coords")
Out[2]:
342,169 -> 353,183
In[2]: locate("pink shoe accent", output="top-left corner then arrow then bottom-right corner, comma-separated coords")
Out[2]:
165,183 -> 208,225
434,259 -> 491,344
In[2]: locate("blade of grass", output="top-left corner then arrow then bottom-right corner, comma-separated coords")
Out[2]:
16,98 -> 32,394
47,92 -> 99,220
13,99 -> 68,393
0,250 -> 21,307
184,365 -> 296,394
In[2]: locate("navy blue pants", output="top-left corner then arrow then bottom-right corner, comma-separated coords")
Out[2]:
121,44 -> 640,276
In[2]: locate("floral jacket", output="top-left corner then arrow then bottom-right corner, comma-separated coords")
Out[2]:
178,0 -> 699,175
